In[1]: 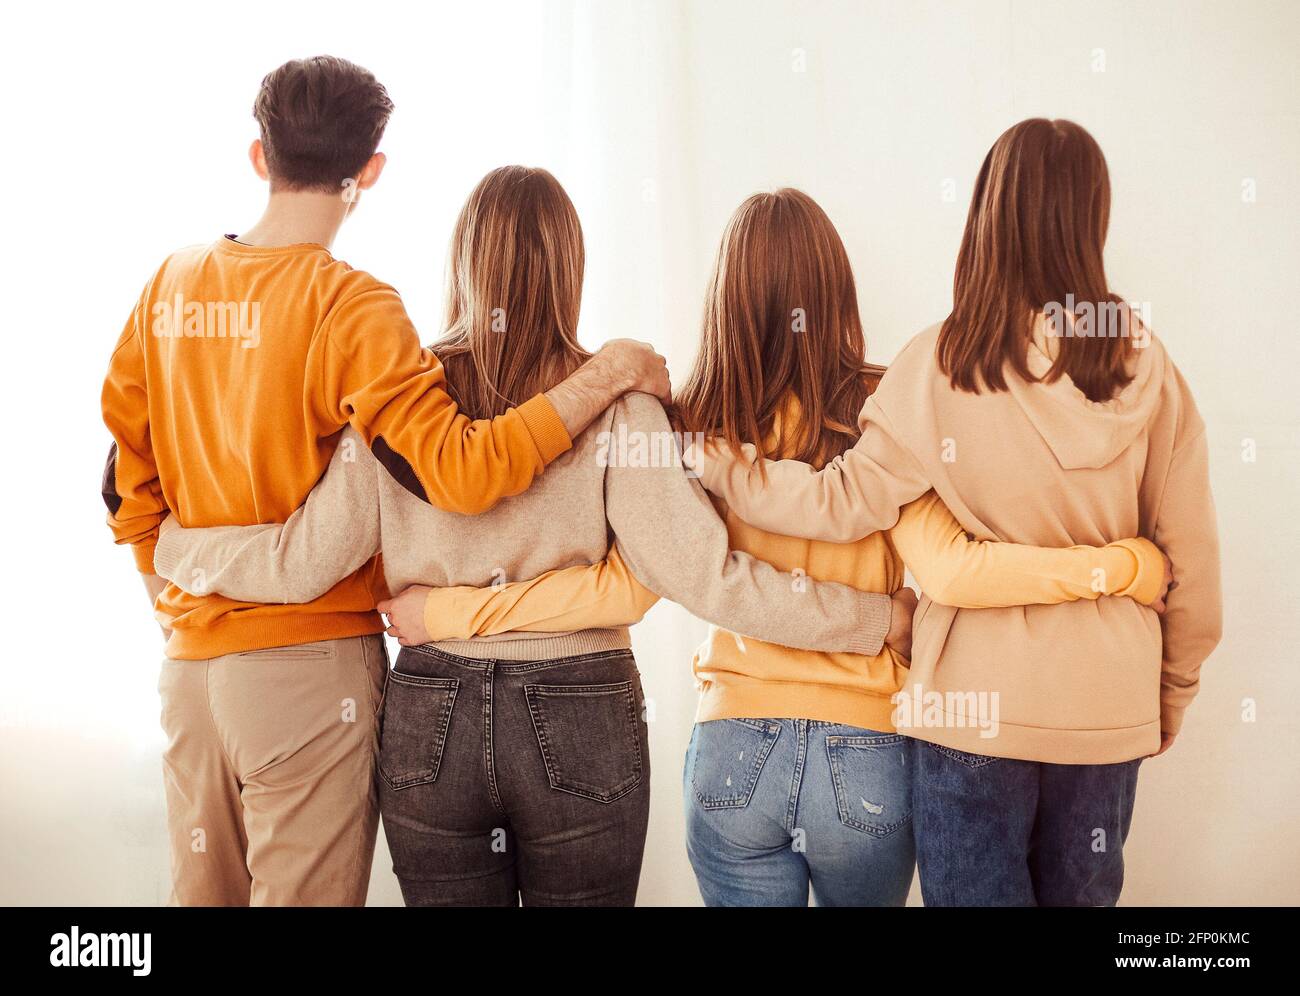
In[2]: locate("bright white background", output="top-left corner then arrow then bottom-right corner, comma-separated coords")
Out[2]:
0,0 -> 1296,905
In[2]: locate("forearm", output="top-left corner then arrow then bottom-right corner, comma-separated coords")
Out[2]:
152,433 -> 381,603
685,399 -> 929,542
606,395 -> 890,655
422,547 -> 659,640
1154,429 -> 1223,734
890,494 -> 1166,608
544,353 -> 633,439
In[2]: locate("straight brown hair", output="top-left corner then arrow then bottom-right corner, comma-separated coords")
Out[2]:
432,166 -> 591,419
675,188 -> 876,470
937,118 -> 1133,403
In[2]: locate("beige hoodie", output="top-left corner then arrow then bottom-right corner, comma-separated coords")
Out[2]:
689,317 -> 1222,764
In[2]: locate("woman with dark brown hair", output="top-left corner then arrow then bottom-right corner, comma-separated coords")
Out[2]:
684,120 -> 1222,906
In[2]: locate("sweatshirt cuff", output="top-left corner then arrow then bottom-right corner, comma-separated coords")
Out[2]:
132,540 -> 159,575
1108,537 -> 1164,605
151,529 -> 183,582
1160,698 -> 1188,737
849,591 -> 892,657
517,394 -> 573,464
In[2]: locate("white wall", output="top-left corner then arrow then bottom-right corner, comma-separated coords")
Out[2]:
0,0 -> 1295,906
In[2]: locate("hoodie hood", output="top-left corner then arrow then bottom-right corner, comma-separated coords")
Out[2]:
1004,311 -> 1166,470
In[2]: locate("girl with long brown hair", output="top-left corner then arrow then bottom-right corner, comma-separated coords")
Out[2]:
395,184 -> 1168,906
147,165 -> 910,905
684,120 -> 1221,906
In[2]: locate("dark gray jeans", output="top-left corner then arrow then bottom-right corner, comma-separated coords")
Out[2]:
379,645 -> 651,906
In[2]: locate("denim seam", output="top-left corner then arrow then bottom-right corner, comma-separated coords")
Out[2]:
693,720 -> 781,810
483,661 -> 507,816
784,720 -> 808,833
825,739 -> 913,837
524,680 -> 644,804
378,676 -> 458,790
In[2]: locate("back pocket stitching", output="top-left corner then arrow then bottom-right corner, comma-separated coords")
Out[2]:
693,720 -> 781,810
525,680 -> 644,804
379,674 -> 459,790
826,739 -> 912,838
927,742 -> 1000,768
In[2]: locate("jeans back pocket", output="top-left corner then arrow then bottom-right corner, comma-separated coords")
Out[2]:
379,671 -> 459,790
691,719 -> 781,810
826,732 -> 913,837
525,680 -> 644,803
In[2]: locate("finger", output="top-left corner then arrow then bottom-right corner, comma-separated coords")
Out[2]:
386,625 -> 401,639
376,600 -> 391,614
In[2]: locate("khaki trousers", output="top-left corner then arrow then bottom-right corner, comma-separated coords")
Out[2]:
158,635 -> 387,906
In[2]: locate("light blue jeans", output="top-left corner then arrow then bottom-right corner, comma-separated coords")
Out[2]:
683,718 -> 915,906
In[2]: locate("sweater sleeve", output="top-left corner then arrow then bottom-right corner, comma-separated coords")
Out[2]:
889,491 -> 1166,608
101,300 -> 166,573
1151,419 -> 1223,736
684,394 -> 930,543
605,393 -> 892,655
421,545 -> 660,640
310,280 -> 571,516
151,429 -> 382,604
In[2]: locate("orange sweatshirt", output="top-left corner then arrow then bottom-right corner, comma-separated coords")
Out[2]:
101,237 -> 571,659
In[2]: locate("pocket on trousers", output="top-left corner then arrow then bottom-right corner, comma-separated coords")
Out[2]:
927,742 -> 1000,768
691,719 -> 781,810
525,680 -> 644,804
920,738 -> 998,769
378,671 -> 459,790
826,732 -> 913,837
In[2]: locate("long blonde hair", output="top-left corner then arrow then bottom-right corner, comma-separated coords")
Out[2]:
433,166 -> 590,418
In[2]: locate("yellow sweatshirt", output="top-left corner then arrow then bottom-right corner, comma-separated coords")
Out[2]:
101,237 -> 570,659
417,388 -> 1163,732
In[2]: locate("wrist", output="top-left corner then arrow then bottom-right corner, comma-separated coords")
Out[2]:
594,345 -> 636,394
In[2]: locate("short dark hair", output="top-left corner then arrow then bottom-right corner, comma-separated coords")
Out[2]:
252,56 -> 394,193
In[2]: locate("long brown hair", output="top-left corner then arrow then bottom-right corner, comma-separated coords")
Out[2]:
675,188 -> 875,470
937,118 -> 1132,402
432,166 -> 590,418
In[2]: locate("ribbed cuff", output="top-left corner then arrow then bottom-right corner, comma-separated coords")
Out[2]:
518,394 -> 573,464
1160,697 -> 1188,737
849,591 -> 892,657
1109,537 -> 1164,605
133,540 -> 159,575
151,530 -> 182,581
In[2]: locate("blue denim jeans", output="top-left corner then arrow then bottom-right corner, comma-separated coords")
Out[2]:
913,740 -> 1142,906
683,719 -> 915,906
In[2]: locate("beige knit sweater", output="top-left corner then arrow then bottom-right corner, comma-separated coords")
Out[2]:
153,392 -> 891,661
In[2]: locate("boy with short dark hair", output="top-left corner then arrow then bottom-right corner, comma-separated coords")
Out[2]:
101,55 -> 666,906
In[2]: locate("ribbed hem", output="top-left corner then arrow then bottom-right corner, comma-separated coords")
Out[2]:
696,681 -> 898,733
165,610 -> 384,661
517,394 -> 572,464
902,713 -> 1161,764
1110,537 -> 1164,605
849,591 -> 891,656
426,627 -> 630,661
133,540 -> 159,574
